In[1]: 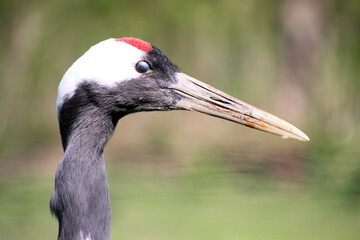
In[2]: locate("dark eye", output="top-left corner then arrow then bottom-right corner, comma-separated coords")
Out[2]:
135,61 -> 151,73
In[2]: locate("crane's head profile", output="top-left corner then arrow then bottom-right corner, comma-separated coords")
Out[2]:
56,37 -> 309,149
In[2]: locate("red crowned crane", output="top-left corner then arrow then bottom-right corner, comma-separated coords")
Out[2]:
50,37 -> 309,240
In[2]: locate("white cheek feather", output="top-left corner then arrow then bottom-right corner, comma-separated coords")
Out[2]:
56,38 -> 146,110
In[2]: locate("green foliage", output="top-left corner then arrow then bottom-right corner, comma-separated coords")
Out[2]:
1,168 -> 360,240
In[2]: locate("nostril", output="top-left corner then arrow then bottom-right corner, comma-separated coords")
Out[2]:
210,96 -> 231,105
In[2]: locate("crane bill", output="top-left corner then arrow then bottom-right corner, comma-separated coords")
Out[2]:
170,72 -> 310,142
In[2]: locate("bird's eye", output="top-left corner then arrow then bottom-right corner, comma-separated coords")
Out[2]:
135,61 -> 151,73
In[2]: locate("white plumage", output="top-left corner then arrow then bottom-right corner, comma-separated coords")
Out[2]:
57,39 -> 146,109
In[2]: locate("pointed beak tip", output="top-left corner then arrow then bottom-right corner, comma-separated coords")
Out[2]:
302,134 -> 310,142
285,131 -> 310,142
296,129 -> 310,142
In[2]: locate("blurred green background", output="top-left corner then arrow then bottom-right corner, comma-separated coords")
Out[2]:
1,0 -> 360,239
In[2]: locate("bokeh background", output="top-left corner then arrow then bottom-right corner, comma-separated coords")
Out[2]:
1,0 -> 360,239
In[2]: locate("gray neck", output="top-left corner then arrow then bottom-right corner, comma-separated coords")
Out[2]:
50,109 -> 115,240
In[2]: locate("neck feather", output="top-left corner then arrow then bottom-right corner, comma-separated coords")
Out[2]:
51,107 -> 115,240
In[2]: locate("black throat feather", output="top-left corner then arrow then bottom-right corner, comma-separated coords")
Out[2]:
51,84 -> 118,240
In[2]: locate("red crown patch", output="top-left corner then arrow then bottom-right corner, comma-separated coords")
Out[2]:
115,37 -> 152,52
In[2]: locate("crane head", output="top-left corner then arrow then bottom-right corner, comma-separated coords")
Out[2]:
57,37 -> 309,142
